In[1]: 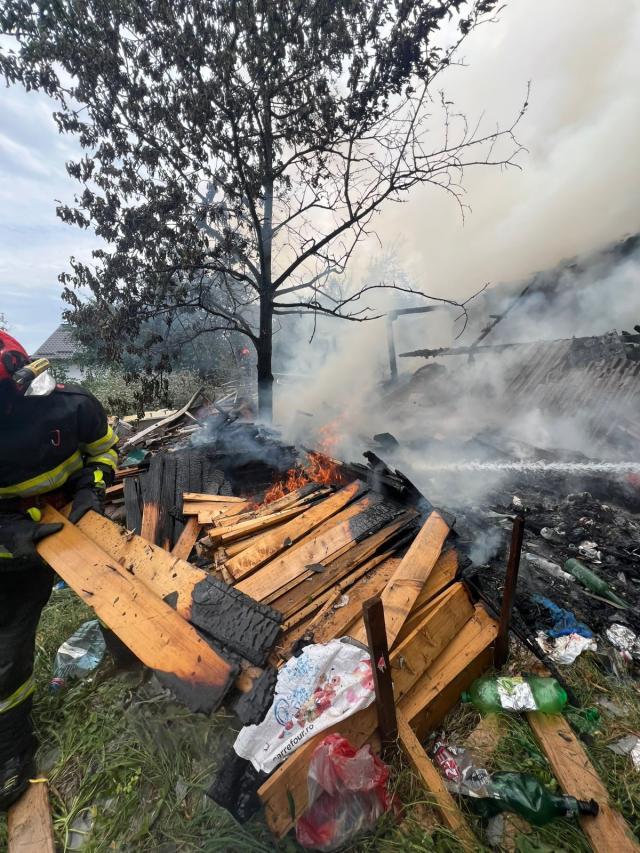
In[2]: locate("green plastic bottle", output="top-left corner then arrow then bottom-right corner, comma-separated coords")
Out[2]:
564,558 -> 628,608
461,676 -> 568,714
467,772 -> 599,826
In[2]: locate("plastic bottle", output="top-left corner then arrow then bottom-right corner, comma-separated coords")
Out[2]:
50,620 -> 106,691
467,772 -> 599,826
564,558 -> 628,608
525,552 -> 575,583
461,676 -> 567,714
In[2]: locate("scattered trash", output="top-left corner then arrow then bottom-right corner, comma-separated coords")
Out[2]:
67,806 -> 96,851
334,594 -> 349,609
606,624 -> 640,661
50,620 -> 106,691
536,631 -> 597,665
233,639 -> 375,774
531,594 -> 593,638
430,738 -> 598,825
596,698 -> 629,718
462,676 -> 568,713
564,559 -> 628,608
525,552 -> 575,583
565,706 -> 601,737
296,734 -> 396,851
578,540 -> 602,562
608,735 -> 640,771
120,447 -> 151,467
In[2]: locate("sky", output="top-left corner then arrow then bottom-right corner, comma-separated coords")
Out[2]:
1,0 -> 639,353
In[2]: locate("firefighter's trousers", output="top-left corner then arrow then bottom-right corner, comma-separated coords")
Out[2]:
0,563 -> 53,763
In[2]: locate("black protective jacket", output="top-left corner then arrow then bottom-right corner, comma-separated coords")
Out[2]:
0,383 -> 118,502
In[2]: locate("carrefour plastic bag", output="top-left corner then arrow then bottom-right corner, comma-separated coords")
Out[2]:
296,734 -> 395,851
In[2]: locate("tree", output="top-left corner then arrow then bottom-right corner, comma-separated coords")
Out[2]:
0,0 -> 525,419
0,313 -> 8,331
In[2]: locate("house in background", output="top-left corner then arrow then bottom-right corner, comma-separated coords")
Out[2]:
32,323 -> 85,381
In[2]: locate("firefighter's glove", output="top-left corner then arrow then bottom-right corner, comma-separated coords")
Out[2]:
0,512 -> 62,570
69,469 -> 107,524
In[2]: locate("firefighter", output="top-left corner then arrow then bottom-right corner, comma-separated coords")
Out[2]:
0,330 -> 118,810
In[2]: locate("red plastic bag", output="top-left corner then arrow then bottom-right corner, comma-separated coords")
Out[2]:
296,734 -> 395,851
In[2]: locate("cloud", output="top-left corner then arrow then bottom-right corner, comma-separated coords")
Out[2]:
0,86 -> 95,351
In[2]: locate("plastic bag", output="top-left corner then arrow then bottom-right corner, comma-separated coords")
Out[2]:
296,734 -> 395,851
51,619 -> 106,691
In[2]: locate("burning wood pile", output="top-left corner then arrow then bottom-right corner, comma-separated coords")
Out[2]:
30,394 -> 637,850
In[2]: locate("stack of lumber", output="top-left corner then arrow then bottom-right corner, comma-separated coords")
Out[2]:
28,443 -> 639,851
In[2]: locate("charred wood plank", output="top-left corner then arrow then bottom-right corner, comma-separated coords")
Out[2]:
140,452 -> 164,544
226,481 -> 365,580
74,510 -> 282,666
39,506 -> 236,712
123,475 -> 142,535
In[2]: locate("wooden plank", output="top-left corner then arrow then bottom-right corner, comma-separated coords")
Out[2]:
171,516 -> 202,561
121,386 -> 203,450
182,500 -> 246,520
265,510 -> 415,613
494,514 -> 525,667
123,475 -> 142,535
235,507 -> 374,601
350,510 -> 449,649
301,547 -> 456,648
397,712 -> 476,852
305,557 -> 400,645
159,451 -> 177,549
106,482 -> 124,498
363,597 -> 397,751
401,605 -> 498,740
260,601 -> 493,838
183,492 -> 246,503
206,505 -> 306,545
226,481 -> 364,580
38,506 -> 235,712
409,547 -> 458,612
75,509 -> 208,613
140,452 -> 164,543
281,550 -> 397,635
527,712 -> 639,853
7,781 -> 55,853
72,510 -> 282,668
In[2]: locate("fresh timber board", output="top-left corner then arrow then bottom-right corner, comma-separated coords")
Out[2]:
39,506 -> 237,712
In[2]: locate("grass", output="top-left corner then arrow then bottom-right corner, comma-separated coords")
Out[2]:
1,589 -> 639,851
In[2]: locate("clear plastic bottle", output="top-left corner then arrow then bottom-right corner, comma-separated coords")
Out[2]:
461,676 -> 567,714
50,620 -> 106,691
468,772 -> 598,826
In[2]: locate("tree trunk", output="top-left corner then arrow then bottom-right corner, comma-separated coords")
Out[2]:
257,292 -> 274,421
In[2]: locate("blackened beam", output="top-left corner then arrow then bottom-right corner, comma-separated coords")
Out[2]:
399,341 -> 524,359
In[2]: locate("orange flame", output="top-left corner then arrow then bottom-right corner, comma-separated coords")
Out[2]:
263,418 -> 346,503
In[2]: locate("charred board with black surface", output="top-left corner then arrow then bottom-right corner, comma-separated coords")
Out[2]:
39,506 -> 238,713
74,511 -> 283,666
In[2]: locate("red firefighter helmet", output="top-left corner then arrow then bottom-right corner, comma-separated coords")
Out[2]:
0,330 -> 29,382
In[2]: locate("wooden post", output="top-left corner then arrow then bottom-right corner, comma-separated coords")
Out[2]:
7,781 -> 55,853
362,596 -> 397,754
494,513 -> 525,668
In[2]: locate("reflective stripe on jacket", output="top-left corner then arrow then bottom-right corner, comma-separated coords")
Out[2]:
0,384 -> 118,500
